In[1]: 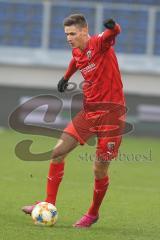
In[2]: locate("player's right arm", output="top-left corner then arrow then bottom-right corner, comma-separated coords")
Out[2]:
57,58 -> 78,92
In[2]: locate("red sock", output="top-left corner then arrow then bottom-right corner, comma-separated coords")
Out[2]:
45,162 -> 64,205
87,176 -> 109,217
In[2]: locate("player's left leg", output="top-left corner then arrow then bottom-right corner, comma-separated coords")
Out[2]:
73,136 -> 122,228
87,159 -> 110,217
86,137 -> 122,220
73,160 -> 110,228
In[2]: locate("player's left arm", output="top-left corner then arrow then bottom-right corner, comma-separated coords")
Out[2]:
97,19 -> 121,50
103,19 -> 121,41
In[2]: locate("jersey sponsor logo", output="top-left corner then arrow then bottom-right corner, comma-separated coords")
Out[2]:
80,63 -> 96,74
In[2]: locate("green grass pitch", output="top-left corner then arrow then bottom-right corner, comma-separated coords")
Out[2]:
0,129 -> 160,240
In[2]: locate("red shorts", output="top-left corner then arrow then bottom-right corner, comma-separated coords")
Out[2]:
64,110 -> 124,161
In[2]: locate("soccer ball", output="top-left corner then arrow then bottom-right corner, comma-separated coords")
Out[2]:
31,202 -> 58,226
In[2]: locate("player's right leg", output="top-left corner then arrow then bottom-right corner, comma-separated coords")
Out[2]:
44,132 -> 79,205
22,132 -> 79,215
22,110 -> 93,215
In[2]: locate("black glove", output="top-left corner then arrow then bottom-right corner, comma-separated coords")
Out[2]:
57,77 -> 68,92
103,18 -> 116,29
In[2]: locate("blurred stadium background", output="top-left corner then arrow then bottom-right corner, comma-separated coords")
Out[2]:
0,0 -> 160,136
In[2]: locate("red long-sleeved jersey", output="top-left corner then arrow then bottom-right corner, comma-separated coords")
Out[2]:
64,24 -> 125,112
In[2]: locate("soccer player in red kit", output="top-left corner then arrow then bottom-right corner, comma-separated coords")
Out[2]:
22,14 -> 125,228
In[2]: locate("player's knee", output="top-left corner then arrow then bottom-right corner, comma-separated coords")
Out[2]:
51,149 -> 59,159
51,149 -> 63,161
93,166 -> 107,179
50,157 -> 63,164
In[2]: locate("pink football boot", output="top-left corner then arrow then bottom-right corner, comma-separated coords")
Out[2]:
21,201 -> 40,215
73,214 -> 99,228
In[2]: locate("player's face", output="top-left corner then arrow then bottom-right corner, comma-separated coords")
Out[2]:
64,25 -> 88,49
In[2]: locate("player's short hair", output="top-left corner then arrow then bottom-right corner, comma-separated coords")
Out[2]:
63,14 -> 88,28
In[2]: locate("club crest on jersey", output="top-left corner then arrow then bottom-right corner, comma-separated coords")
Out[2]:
107,142 -> 115,151
86,50 -> 92,60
